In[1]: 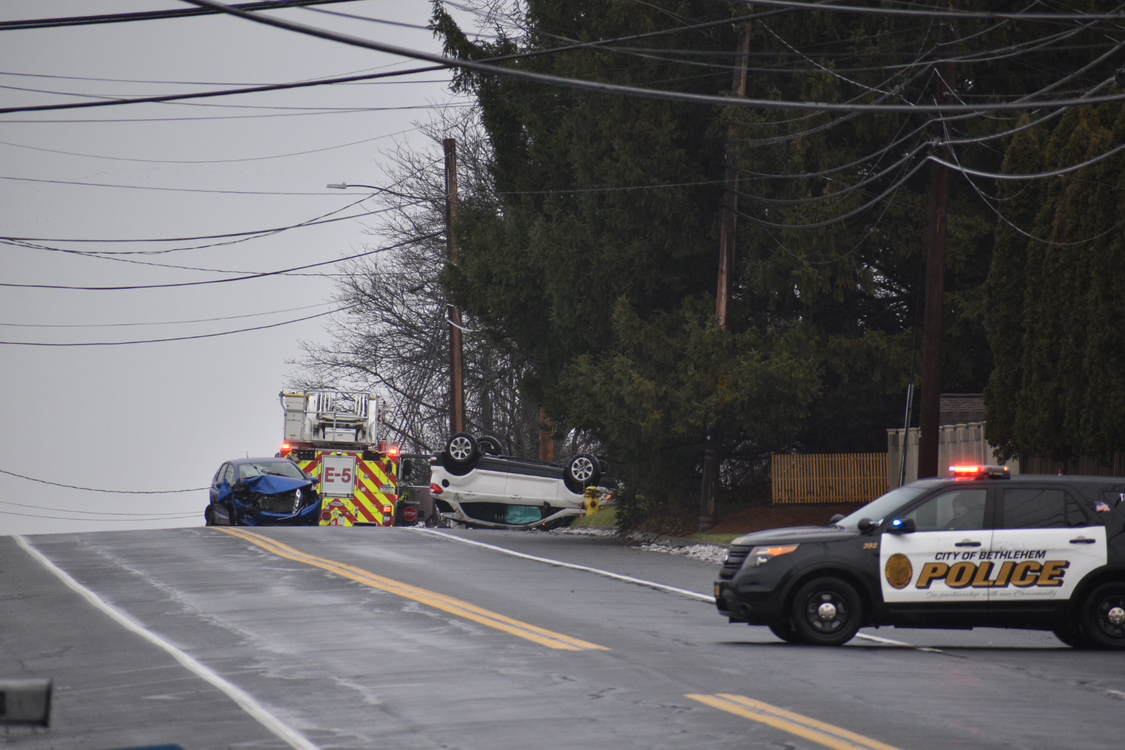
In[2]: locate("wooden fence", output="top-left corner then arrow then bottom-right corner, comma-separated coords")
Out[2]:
772,453 -> 889,505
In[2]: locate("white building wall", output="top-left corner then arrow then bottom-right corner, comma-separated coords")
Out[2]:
887,422 -> 1019,488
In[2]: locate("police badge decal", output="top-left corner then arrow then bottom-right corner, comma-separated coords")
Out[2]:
885,553 -> 913,590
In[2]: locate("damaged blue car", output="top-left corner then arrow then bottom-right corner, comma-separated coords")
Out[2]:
205,457 -> 321,526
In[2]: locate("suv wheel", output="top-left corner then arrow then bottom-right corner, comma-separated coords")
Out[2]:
768,619 -> 803,644
1052,620 -> 1093,649
564,453 -> 601,493
1080,582 -> 1125,649
478,435 -> 506,456
445,433 -> 479,469
790,577 -> 862,646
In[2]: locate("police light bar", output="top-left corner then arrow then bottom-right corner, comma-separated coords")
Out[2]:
950,465 -> 1010,480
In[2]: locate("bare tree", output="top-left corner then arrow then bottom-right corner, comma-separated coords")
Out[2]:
293,107 -> 541,456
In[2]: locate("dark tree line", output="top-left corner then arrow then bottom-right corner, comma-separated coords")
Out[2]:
301,0 -> 1125,527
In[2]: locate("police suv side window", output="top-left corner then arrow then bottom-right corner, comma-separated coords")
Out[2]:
1000,488 -> 1085,529
902,488 -> 988,531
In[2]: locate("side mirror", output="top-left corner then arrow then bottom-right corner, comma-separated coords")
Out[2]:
857,517 -> 878,533
887,518 -> 916,534
401,459 -> 414,476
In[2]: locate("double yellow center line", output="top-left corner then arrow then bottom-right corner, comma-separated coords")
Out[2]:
688,694 -> 901,750
215,527 -> 608,652
215,530 -> 898,749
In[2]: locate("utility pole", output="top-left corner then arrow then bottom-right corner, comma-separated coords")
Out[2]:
701,21 -> 751,531
445,138 -> 466,435
539,408 -> 555,462
917,2 -> 957,478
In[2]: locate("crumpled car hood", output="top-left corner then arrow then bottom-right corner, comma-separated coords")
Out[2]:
240,474 -> 314,495
214,474 -> 320,526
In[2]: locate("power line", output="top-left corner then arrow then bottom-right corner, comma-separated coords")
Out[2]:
0,304 -> 354,347
0,64 -> 453,116
0,507 -> 200,522
0,101 -> 474,125
0,232 -> 441,292
0,196 -> 416,245
9,1 -> 1124,116
0,302 -> 334,329
730,0 -> 1125,23
0,467 -> 205,494
0,0 -> 365,31
0,127 -> 417,164
0,499 -> 200,520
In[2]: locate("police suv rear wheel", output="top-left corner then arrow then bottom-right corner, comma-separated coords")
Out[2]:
1081,582 -> 1125,649
791,577 -> 862,646
1052,620 -> 1092,649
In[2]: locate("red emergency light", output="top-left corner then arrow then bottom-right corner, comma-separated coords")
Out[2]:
950,464 -> 1010,480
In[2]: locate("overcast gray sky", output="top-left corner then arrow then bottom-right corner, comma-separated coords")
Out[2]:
1,1 -> 475,535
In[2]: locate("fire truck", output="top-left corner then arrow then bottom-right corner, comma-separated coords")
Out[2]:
278,391 -> 400,526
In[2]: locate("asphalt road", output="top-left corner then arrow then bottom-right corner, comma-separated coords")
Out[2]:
1,526 -> 1122,750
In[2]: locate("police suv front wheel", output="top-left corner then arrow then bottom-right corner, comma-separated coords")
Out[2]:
768,620 -> 803,644
791,577 -> 862,646
1080,582 -> 1125,649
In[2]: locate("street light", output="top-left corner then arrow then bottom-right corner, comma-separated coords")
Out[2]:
326,182 -> 418,201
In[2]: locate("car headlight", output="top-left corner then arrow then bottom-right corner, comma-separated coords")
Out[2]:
748,544 -> 799,567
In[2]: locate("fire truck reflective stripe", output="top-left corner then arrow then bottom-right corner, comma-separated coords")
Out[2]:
687,694 -> 901,750
216,528 -> 608,652
297,454 -> 397,526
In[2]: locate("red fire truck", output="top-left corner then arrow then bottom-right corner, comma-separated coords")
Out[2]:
278,391 -> 400,526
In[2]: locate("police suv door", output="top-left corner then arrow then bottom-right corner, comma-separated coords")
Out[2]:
987,484 -> 1107,611
880,486 -> 994,615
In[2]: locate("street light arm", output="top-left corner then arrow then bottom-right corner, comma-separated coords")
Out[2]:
326,183 -> 422,202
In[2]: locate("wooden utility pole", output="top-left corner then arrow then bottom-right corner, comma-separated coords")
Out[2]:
917,3 -> 957,478
445,138 -> 466,435
539,408 -> 556,462
715,22 -> 751,330
701,21 -> 751,530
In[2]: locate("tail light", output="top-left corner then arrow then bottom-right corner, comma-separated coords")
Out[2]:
430,483 -> 443,495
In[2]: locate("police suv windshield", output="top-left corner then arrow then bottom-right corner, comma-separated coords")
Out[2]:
835,485 -> 931,529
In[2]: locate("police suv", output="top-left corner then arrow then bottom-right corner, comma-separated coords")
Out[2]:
714,466 -> 1125,648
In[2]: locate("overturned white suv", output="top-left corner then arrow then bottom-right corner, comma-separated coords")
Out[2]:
428,433 -> 609,530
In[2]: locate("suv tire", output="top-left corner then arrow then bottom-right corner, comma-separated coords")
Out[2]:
1080,582 -> 1125,649
790,577 -> 862,646
478,435 -> 506,456
444,433 -> 480,475
564,453 -> 601,493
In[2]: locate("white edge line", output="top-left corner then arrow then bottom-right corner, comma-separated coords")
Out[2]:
15,535 -> 319,750
410,527 -> 716,602
409,530 -> 922,648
